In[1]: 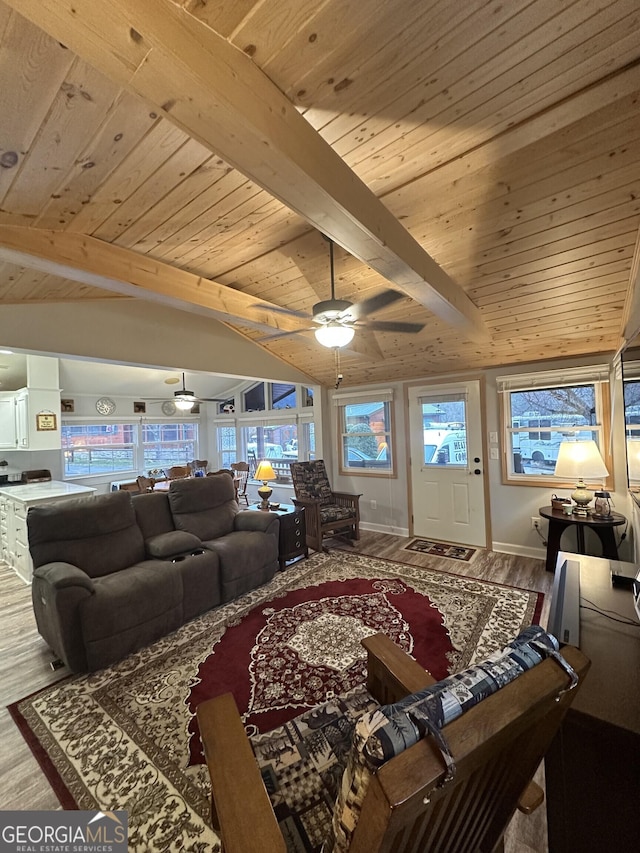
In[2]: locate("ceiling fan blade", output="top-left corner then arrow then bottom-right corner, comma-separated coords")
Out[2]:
258,326 -> 315,342
361,319 -> 425,333
251,302 -> 310,320
345,288 -> 405,320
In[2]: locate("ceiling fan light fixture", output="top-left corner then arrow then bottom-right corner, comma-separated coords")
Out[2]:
314,322 -> 355,348
174,396 -> 195,411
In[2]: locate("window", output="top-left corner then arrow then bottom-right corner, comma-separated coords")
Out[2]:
623,371 -> 640,483
335,390 -> 394,475
498,366 -> 610,484
214,382 -> 319,482
217,425 -> 237,469
62,423 -> 136,477
243,422 -> 297,481
271,383 -> 296,409
62,420 -> 198,478
141,422 -> 198,470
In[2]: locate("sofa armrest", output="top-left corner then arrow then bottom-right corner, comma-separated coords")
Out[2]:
197,693 -> 286,853
146,530 -> 202,559
361,633 -> 436,704
33,562 -> 95,593
234,510 -> 279,537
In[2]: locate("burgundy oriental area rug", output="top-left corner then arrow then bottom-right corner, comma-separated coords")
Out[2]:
9,550 -> 543,852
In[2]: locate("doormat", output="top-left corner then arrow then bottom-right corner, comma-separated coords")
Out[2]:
403,539 -> 477,561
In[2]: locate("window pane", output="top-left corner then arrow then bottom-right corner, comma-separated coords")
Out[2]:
624,380 -> 640,481
271,383 -> 296,409
217,425 -> 237,469
420,398 -> 467,466
507,385 -> 598,476
243,383 -> 265,412
142,422 -> 198,470
62,423 -> 136,477
341,401 -> 393,472
243,424 -> 297,482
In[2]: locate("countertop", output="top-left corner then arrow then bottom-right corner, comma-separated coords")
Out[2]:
0,480 -> 96,501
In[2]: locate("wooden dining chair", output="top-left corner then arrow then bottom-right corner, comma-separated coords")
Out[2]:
136,475 -> 155,493
197,630 -> 590,853
230,461 -> 250,505
166,465 -> 191,480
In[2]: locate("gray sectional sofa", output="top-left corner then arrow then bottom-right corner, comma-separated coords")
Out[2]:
27,473 -> 279,673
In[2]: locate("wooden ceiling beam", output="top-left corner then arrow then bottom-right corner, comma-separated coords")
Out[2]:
5,0 -> 489,343
0,226 -> 312,336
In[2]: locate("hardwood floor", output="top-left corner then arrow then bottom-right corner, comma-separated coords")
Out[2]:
0,531 -> 553,850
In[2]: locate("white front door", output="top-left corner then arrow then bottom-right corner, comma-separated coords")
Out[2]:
408,380 -> 487,547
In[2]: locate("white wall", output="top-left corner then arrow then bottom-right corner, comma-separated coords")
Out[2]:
328,353 -> 634,560
0,300 -> 314,386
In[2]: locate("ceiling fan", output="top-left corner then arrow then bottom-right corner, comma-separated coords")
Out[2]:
257,236 -> 425,347
144,373 -> 230,412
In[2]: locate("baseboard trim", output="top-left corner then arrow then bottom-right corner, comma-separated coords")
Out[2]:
359,522 -> 409,537
492,542 -> 547,561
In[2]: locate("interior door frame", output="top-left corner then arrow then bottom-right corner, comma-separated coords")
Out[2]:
404,374 -> 492,548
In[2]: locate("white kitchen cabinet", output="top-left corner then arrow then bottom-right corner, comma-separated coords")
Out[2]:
15,391 -> 28,448
14,388 -> 61,451
0,482 -> 96,582
0,395 -> 16,449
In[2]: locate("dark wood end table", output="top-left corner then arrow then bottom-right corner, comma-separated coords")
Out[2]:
245,502 -> 308,570
538,505 -> 626,572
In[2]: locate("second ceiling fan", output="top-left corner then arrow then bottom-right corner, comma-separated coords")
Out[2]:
258,236 -> 425,347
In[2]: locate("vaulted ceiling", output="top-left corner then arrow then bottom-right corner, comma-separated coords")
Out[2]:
1,0 -> 639,387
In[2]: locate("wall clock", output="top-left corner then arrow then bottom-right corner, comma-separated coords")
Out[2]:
96,397 -> 116,415
162,400 -> 177,416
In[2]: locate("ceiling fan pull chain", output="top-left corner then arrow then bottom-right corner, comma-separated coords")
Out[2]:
334,347 -> 343,389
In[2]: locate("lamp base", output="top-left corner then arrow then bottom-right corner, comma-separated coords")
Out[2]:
258,484 -> 273,511
571,479 -> 594,513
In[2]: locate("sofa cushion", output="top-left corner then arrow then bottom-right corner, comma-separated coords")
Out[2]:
80,559 -> 183,671
205,530 -> 278,601
28,491 -> 146,578
132,491 -> 176,539
250,684 -> 378,853
168,475 -> 238,540
171,549 -> 222,620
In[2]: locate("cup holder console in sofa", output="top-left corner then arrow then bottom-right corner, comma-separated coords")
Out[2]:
27,474 -> 280,673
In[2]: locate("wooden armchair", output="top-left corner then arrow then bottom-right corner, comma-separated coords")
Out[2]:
197,630 -> 589,853
290,459 -> 361,552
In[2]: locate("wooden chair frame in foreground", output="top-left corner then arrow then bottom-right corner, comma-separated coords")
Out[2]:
197,633 -> 590,853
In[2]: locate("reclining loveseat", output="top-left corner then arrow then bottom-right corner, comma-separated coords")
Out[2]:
28,473 -> 279,673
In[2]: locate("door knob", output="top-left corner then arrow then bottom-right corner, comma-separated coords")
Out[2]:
474,457 -> 480,463
474,469 -> 481,475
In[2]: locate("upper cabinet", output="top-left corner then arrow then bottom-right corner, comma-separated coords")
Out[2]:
0,356 -> 62,451
15,388 -> 61,451
0,395 -> 16,449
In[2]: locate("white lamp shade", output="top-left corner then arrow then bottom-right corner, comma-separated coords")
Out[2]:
174,397 -> 195,411
554,440 -> 609,481
314,323 -> 355,348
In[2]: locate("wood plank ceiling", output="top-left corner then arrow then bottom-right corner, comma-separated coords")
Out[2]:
0,0 -> 639,387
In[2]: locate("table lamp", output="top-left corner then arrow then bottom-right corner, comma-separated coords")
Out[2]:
554,440 -> 609,514
254,459 -> 277,510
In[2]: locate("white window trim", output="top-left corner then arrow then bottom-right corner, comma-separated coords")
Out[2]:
498,367 -> 612,487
